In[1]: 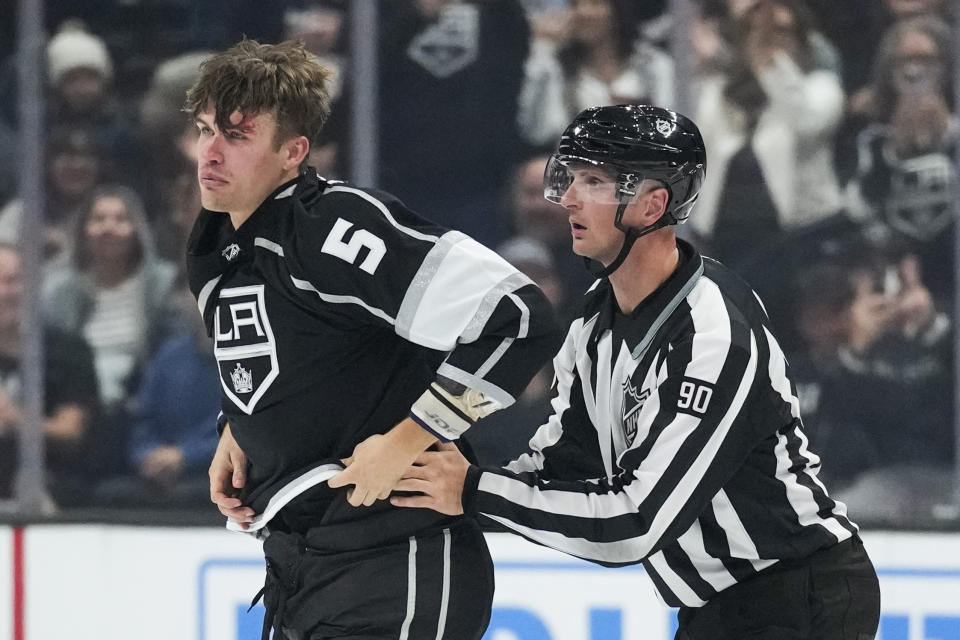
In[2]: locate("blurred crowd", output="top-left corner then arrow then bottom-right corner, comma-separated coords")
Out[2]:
0,0 -> 955,524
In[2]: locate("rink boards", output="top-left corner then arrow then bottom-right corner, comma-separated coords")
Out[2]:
1,526 -> 959,640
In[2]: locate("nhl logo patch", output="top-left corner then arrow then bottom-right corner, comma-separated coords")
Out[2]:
222,243 -> 241,261
622,378 -> 650,446
656,119 -> 672,136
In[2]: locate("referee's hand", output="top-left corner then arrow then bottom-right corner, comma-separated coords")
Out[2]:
391,442 -> 468,516
209,423 -> 255,528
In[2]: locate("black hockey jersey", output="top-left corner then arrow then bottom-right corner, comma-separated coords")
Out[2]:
462,240 -> 858,607
187,171 -> 560,541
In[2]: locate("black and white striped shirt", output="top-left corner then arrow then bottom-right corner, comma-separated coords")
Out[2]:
463,239 -> 857,607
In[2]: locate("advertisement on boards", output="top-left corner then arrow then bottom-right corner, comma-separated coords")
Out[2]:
3,526 -> 960,640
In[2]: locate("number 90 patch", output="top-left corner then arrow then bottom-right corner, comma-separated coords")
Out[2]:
677,378 -> 714,416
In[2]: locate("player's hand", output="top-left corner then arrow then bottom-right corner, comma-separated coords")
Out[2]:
390,442 -> 468,516
209,424 -> 255,528
328,418 -> 437,507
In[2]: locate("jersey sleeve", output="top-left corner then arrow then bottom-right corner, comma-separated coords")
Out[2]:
291,185 -> 562,441
462,288 -> 766,566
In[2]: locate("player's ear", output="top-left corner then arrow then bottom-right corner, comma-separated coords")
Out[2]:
282,136 -> 310,171
643,186 -> 669,225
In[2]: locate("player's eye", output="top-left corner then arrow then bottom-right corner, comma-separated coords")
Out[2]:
226,130 -> 246,140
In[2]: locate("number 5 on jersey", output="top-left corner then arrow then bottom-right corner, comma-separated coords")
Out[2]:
321,218 -> 386,274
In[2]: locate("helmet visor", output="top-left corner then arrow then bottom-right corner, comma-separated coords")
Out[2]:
543,155 -> 629,205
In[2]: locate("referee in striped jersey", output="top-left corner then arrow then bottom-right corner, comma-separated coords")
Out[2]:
393,105 -> 881,639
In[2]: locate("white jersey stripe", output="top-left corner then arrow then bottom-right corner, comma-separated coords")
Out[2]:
197,275 -> 222,317
396,231 -> 464,341
434,528 -> 452,640
475,337 -> 515,379
398,537 -> 418,640
773,431 -> 851,542
254,237 -> 285,256
461,273 -> 534,343
290,275 -> 397,325
435,363 -> 515,407
676,521 -> 738,593
647,552 -> 707,607
710,489 -> 762,560
324,185 -> 440,242
399,236 -> 530,351
763,326 -> 801,419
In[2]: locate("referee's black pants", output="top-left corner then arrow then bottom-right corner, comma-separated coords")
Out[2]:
259,517 -> 494,640
675,536 -> 880,640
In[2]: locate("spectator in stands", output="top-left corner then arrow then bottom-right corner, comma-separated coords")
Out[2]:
93,283 -> 218,508
692,0 -> 845,271
507,149 -> 593,317
790,241 -> 953,510
0,125 -> 107,263
0,243 -> 100,506
885,0 -> 951,20
845,15 -> 956,303
519,0 -> 569,46
518,0 -> 674,148
283,1 -> 349,179
41,185 -> 177,477
138,51 -> 211,266
373,0 -> 530,247
46,21 -> 138,185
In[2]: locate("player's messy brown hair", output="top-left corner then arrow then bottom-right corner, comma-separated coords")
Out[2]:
184,39 -> 332,149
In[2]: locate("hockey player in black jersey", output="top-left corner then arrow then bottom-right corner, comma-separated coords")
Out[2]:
393,105 -> 882,639
183,40 -> 560,640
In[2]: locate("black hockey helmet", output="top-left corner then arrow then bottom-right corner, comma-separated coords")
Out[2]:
544,104 -> 707,224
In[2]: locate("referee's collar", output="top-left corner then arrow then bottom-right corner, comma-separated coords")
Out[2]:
592,239 -> 704,357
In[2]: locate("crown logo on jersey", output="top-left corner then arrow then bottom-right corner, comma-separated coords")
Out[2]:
222,243 -> 241,261
230,363 -> 254,394
656,119 -> 672,136
622,379 -> 650,446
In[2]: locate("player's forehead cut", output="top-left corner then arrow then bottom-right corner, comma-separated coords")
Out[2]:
196,106 -> 276,135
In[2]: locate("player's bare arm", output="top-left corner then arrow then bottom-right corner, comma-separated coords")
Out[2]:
391,442 -> 468,516
328,417 -> 438,507
209,423 -> 254,527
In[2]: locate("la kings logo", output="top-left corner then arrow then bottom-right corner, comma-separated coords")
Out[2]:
621,378 -> 650,446
214,285 -> 278,414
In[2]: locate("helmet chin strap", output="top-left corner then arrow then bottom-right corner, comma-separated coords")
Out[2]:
582,197 -> 672,279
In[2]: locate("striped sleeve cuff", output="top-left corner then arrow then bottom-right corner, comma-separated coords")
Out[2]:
409,383 -> 475,442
